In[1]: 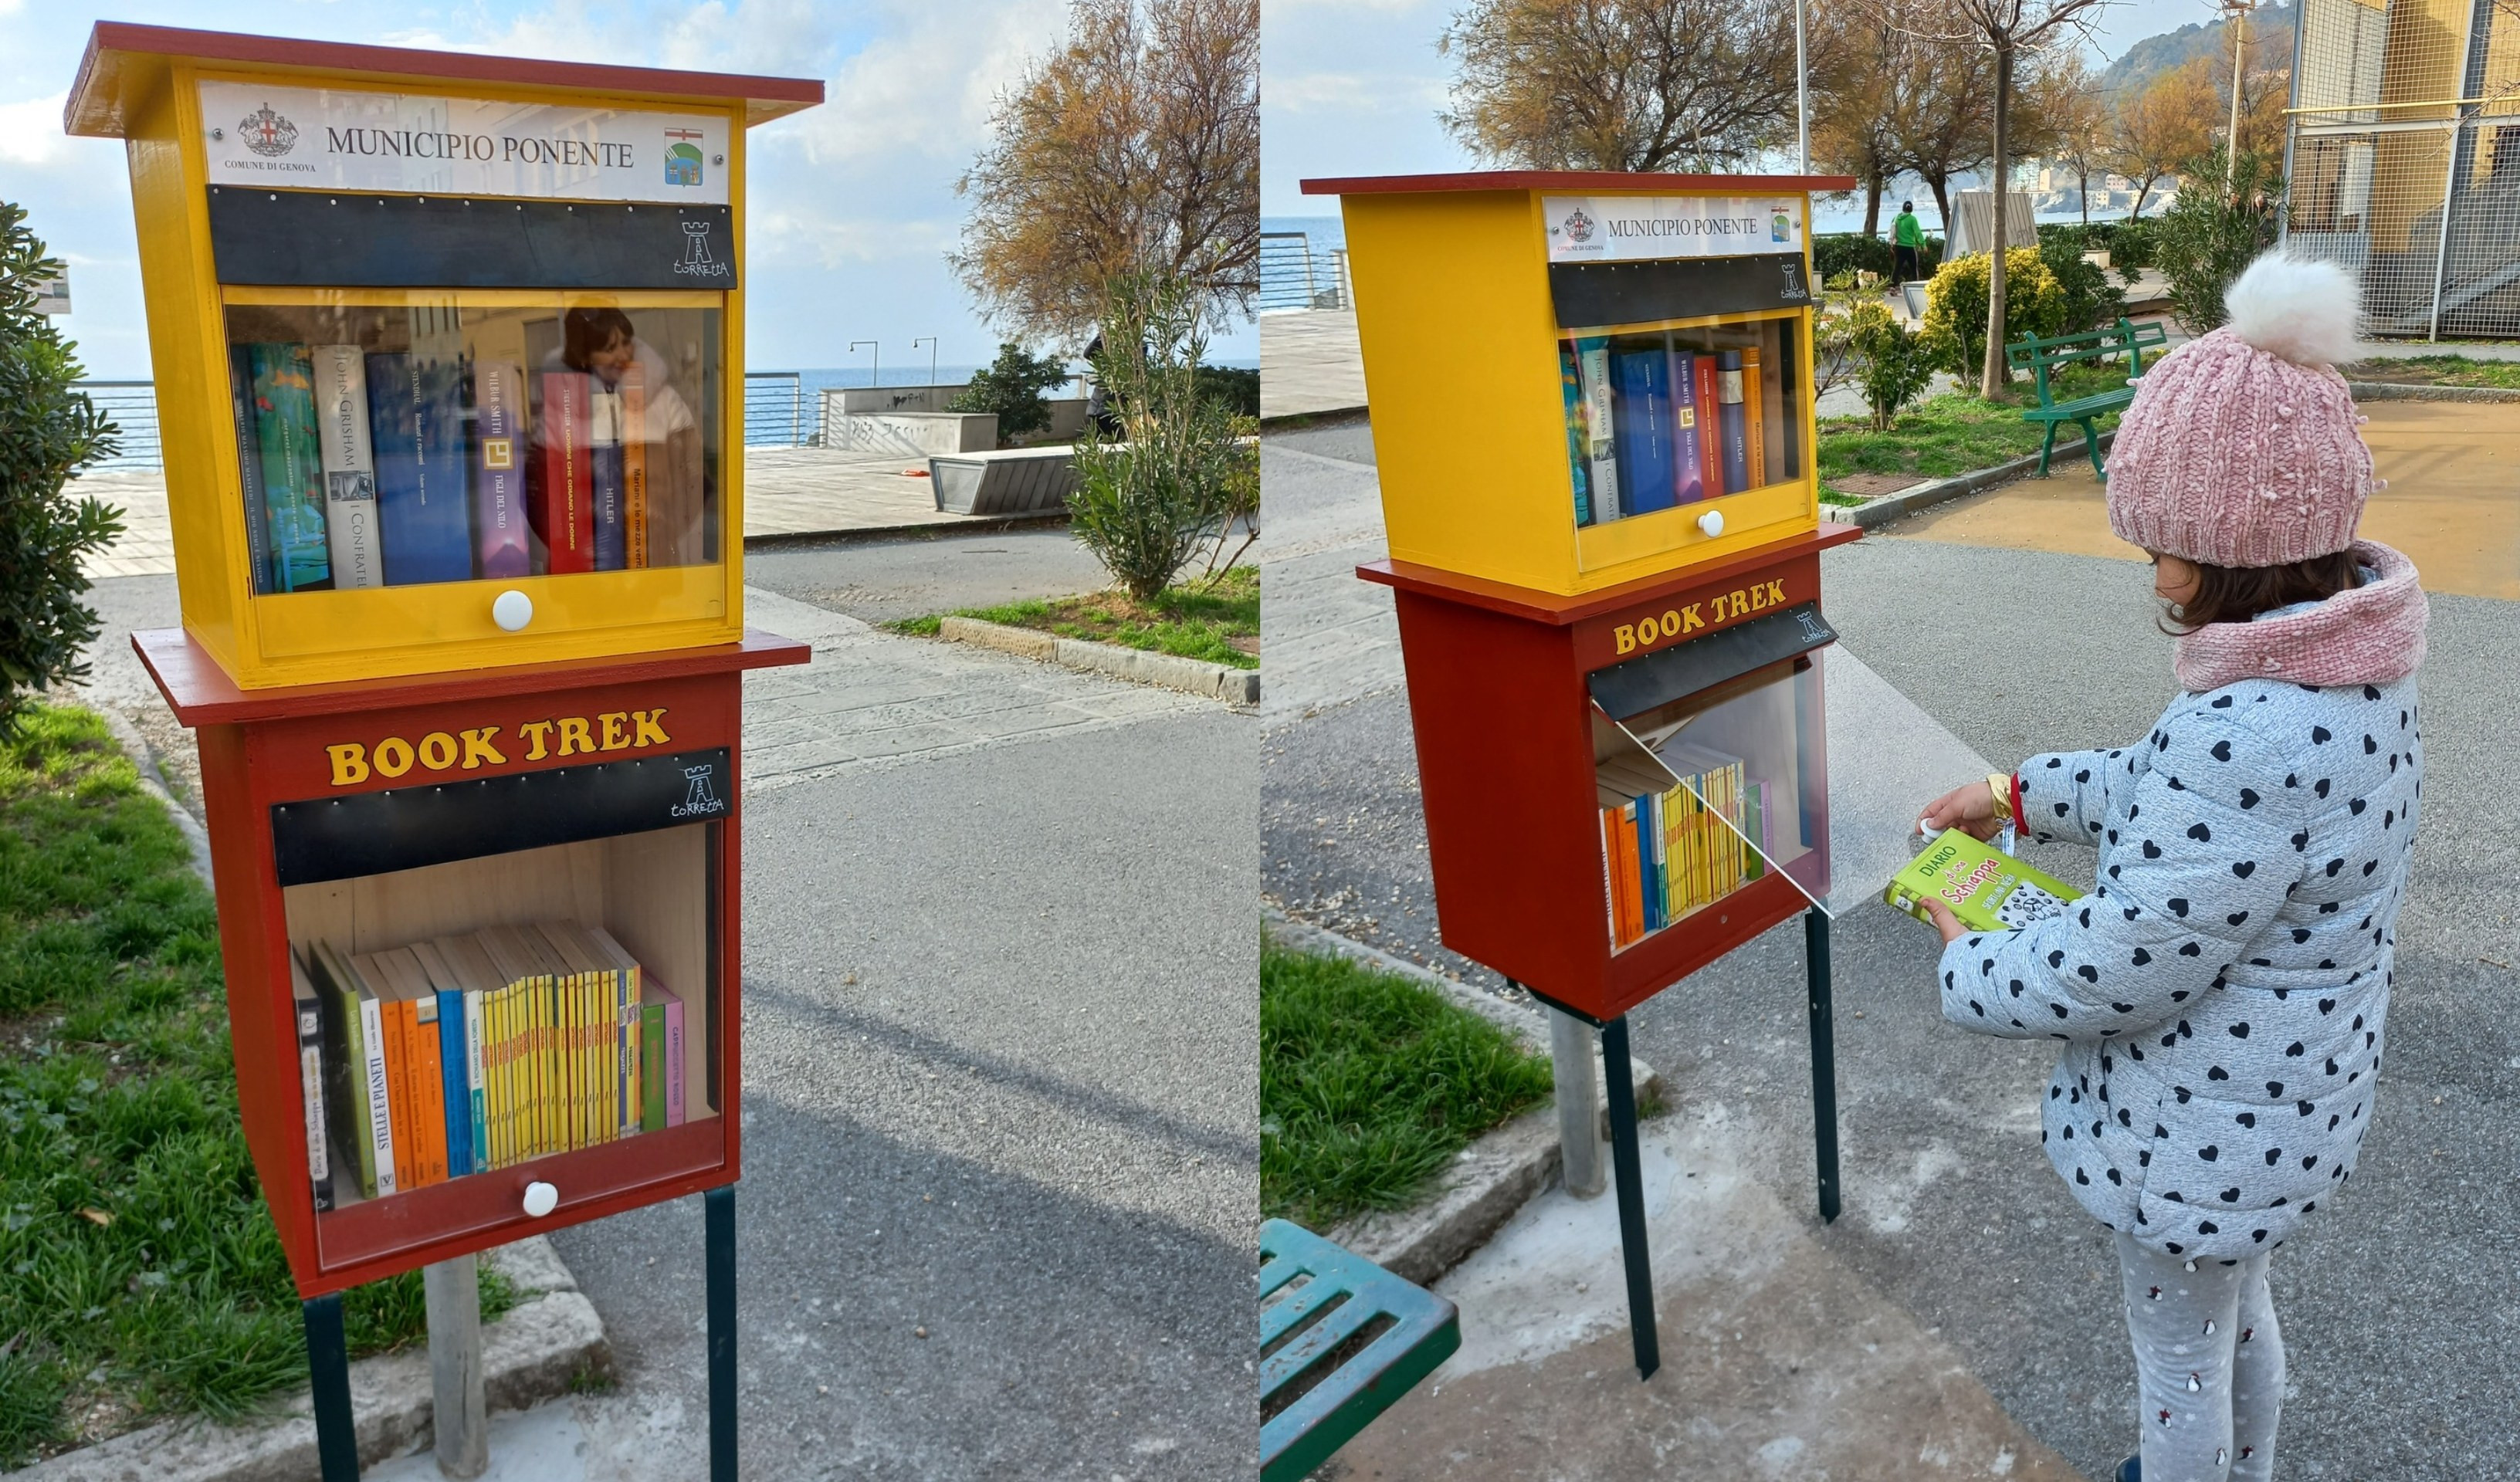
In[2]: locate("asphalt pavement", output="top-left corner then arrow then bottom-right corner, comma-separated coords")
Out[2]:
747,524 -> 1111,624
1261,417 -> 2520,1481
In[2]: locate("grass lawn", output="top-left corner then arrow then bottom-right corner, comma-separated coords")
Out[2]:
2346,354 -> 2520,390
1818,361 -> 2132,502
1260,938 -> 1553,1231
887,563 -> 1258,670
0,704 -> 511,1467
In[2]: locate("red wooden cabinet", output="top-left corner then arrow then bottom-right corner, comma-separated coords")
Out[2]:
138,629 -> 808,1298
1363,523 -> 1860,1022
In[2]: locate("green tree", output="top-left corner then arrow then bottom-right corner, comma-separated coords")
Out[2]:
1845,299 -> 1936,430
1919,247 -> 2066,382
2152,148 -> 2285,335
949,342 -> 1072,445
1069,272 -> 1255,600
0,201 -> 122,722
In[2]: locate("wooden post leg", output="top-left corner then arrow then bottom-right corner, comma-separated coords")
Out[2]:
1600,1016 -> 1659,1381
1545,1000 -> 1605,1198
425,1256 -> 488,1478
303,1293 -> 361,1482
706,1186 -> 737,1482
1805,908 -> 1841,1223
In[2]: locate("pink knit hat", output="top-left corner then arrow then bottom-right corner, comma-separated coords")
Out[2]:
2105,253 -> 2376,567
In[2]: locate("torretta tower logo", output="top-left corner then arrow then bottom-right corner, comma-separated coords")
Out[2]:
239,102 -> 299,157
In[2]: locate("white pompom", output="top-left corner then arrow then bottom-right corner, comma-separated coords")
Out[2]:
2224,252 -> 2359,368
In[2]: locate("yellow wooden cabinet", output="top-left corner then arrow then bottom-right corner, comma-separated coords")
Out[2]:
66,25 -> 820,687
1301,172 -> 1854,597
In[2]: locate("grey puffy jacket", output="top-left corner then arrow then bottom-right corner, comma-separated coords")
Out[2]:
1939,675 -> 2421,1260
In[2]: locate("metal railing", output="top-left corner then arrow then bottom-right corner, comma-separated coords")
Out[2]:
71,381 -> 163,469
743,370 -> 810,447
1260,232 -> 1349,312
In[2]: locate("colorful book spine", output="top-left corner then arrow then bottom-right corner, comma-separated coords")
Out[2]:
623,364 -> 651,567
367,348 -> 474,586
1690,354 -> 1722,499
229,345 -> 273,594
1740,347 -> 1769,489
464,985 -> 487,1174
412,993 -> 449,1187
664,990 -> 685,1128
1574,337 -> 1621,522
1610,347 -> 1678,517
591,388 -> 626,571
310,949 -> 372,1200
293,959 -> 332,1212
1665,350 -> 1707,506
472,360 -> 532,579
537,370 -> 595,574
359,990 -> 396,1197
1560,346 -> 1592,526
435,986 -> 472,1178
248,343 -> 332,592
310,344 -> 382,590
1716,350 -> 1752,495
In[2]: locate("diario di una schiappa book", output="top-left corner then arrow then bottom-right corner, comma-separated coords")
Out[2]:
1885,829 -> 2081,932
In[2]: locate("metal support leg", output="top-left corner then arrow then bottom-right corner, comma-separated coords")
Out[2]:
1547,1003 -> 1605,1198
706,1186 -> 737,1482
303,1293 -> 360,1481
1600,1016 -> 1659,1380
1805,908 -> 1841,1223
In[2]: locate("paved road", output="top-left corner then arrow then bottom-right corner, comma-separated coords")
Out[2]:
747,524 -> 1110,624
1261,418 -> 2520,1480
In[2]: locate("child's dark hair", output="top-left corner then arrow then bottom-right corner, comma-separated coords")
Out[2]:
563,307 -> 636,370
2162,550 -> 2365,634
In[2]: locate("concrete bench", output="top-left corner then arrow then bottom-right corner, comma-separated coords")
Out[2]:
926,445 -> 1079,516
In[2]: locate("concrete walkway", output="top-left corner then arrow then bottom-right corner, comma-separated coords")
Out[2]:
1258,309 -> 1367,420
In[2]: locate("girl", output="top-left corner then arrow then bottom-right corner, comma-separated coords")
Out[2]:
1915,252 -> 2427,1482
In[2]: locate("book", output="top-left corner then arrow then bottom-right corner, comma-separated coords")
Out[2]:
471,359 -> 532,579
306,945 -> 373,1201
1560,346 -> 1592,526
1610,347 -> 1678,516
408,940 -> 474,1179
535,370 -> 595,574
1664,350 -> 1707,506
229,345 -> 273,594
367,324 -> 474,587
622,363 -> 651,567
332,945 -> 397,1197
293,954 -> 333,1212
1573,337 -> 1621,522
662,978 -> 686,1126
638,980 -> 672,1132
1716,350 -> 1752,495
581,926 -> 645,1139
1767,322 -> 1800,481
1885,829 -> 2083,932
247,343 -> 333,592
1740,347 -> 1769,489
1689,354 -> 1722,499
590,388 -> 626,571
371,949 -> 449,1189
310,344 -> 382,590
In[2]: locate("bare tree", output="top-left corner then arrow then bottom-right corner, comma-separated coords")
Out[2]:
2109,56 -> 2218,218
953,0 -> 1258,344
1869,0 -> 2109,396
1809,3 -> 1920,237
2038,51 -> 2110,225
1892,43 -> 1996,234
1438,0 -> 1819,171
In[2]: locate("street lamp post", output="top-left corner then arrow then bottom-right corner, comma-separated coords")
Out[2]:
849,339 -> 879,389
2223,0 -> 2253,191
912,337 -> 937,387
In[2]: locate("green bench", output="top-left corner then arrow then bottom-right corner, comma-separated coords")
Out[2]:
2007,316 -> 2170,480
1258,1218 -> 1460,1481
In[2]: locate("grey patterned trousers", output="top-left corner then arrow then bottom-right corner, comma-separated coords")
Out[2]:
2116,1230 -> 2285,1482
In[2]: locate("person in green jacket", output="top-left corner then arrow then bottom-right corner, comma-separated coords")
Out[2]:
1892,201 -> 1924,286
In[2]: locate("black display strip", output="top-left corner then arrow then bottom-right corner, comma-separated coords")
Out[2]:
208,188 -> 737,290
1586,603 -> 1834,720
273,747 -> 733,886
1550,254 -> 1812,329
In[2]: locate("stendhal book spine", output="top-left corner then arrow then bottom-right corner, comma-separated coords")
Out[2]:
310,344 -> 381,590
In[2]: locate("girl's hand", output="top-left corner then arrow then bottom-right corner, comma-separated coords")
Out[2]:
1922,896 -> 1970,945
1921,778 -> 2007,842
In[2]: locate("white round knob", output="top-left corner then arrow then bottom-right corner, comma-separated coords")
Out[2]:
1695,510 -> 1726,537
522,1181 -> 559,1218
492,589 -> 533,632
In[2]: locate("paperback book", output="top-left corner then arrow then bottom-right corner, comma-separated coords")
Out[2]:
1885,829 -> 2083,932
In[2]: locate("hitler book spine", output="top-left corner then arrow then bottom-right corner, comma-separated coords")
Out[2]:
590,386 -> 627,570
1716,350 -> 1752,494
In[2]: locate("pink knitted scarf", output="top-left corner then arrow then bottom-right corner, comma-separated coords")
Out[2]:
2174,540 -> 2429,693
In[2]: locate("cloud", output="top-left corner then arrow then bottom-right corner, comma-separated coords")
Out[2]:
0,91 -> 72,166
785,0 -> 1064,168
1265,71 -> 1447,116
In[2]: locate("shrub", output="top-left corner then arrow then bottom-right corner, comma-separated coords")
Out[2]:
1069,272 -> 1255,601
2041,236 -> 2129,333
948,341 -> 1070,445
0,201 -> 122,722
1814,232 -> 1945,283
2110,217 -> 2161,286
1194,364 -> 1258,417
1919,247 -> 2067,381
1845,300 -> 1936,431
2153,151 -> 2286,335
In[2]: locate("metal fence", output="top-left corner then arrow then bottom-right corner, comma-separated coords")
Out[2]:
71,381 -> 163,469
743,370 -> 811,447
2284,0 -> 2520,338
1258,232 -> 1350,312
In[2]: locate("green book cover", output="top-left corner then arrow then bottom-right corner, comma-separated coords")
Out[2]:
1885,828 -> 2081,932
248,343 -> 332,593
640,986 -> 669,1134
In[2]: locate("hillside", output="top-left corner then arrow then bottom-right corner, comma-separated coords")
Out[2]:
2098,1 -> 2297,96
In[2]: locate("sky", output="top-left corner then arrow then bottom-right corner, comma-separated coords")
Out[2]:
2,0 -> 1257,380
1263,0 -> 2248,220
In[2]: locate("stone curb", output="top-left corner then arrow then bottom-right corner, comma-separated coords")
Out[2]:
743,509 -> 1068,548
2343,378 -> 2520,403
22,704 -> 612,1480
17,1242 -> 607,1482
938,615 -> 1259,705
1263,912 -> 1664,1287
1841,428 -> 2115,531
